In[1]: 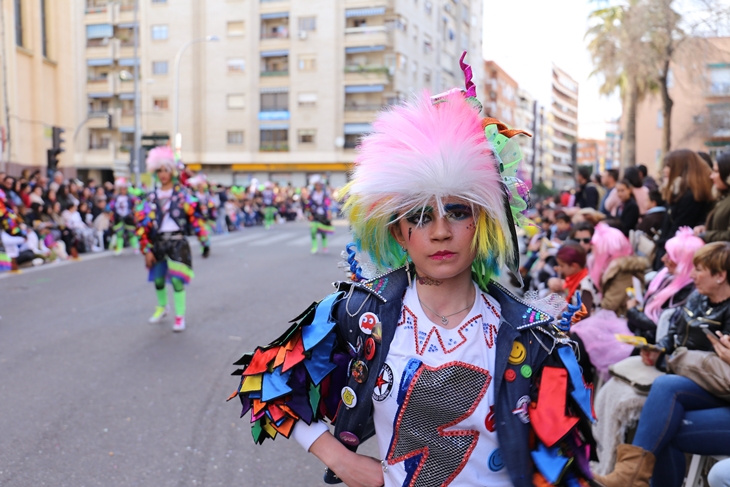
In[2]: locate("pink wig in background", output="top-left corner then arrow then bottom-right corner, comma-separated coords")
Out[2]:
145,146 -> 177,174
589,223 -> 633,291
644,227 -> 703,322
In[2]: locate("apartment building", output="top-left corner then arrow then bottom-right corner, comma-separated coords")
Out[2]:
605,119 -> 621,170
634,37 -> 730,175
514,87 -> 535,180
0,0 -> 78,176
483,60 -> 517,125
550,65 -> 578,190
76,0 -> 484,186
577,138 -> 606,173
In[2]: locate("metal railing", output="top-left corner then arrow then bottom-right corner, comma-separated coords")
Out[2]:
261,70 -> 289,77
344,104 -> 385,111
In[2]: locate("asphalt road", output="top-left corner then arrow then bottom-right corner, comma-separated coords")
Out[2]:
0,221 -> 379,487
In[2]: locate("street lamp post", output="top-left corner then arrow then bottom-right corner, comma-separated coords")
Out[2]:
173,35 -> 219,156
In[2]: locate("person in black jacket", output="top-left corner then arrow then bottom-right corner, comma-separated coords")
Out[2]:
615,179 -> 639,236
575,165 -> 599,210
654,150 -> 714,269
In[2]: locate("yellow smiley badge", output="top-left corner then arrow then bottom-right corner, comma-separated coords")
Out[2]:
508,341 -> 527,365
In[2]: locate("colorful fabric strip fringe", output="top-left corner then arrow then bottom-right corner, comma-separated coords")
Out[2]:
147,258 -> 194,284
0,252 -> 11,272
310,221 -> 335,235
228,291 -> 346,444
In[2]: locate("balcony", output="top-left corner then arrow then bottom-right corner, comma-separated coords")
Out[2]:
120,109 -> 134,128
344,65 -> 390,86
85,2 -> 113,24
707,83 -> 730,98
118,79 -> 135,95
87,111 -> 112,129
260,53 -> 289,77
87,77 -> 116,97
86,38 -> 117,60
117,2 -> 136,24
344,25 -> 391,48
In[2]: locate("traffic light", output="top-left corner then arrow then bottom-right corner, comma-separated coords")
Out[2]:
47,126 -> 65,176
52,126 -> 65,153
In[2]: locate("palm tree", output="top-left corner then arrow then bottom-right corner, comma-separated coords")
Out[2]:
586,1 -> 658,168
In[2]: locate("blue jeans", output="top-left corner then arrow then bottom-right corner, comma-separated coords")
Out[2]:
632,375 -> 730,487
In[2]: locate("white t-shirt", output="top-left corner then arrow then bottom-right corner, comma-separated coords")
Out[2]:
293,281 -> 510,487
115,194 -> 130,218
156,188 -> 181,233
373,281 -> 509,487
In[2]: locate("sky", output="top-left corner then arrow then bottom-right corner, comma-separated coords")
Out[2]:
482,0 -> 622,139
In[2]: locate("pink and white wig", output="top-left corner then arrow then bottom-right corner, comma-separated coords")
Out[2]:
187,174 -> 207,188
589,223 -> 633,291
145,146 -> 177,176
341,91 -> 512,286
644,227 -> 704,322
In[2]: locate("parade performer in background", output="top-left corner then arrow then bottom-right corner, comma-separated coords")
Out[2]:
187,174 -> 217,233
262,182 -> 277,230
108,177 -> 139,255
136,147 -> 210,332
229,53 -> 596,487
305,177 -> 334,254
0,188 -> 25,272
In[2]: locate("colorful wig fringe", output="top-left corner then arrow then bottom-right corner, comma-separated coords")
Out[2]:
341,91 -> 513,288
146,146 -> 177,175
589,223 -> 633,291
644,227 -> 704,322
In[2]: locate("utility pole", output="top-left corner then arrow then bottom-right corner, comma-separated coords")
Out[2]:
0,0 -> 11,172
132,0 -> 141,184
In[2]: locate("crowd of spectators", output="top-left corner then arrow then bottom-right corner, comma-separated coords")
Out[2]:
0,168 -> 337,268
521,150 -> 730,487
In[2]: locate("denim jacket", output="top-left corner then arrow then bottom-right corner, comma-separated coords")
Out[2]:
326,266 -> 557,487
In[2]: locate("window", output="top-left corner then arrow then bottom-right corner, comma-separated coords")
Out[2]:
260,129 -> 288,151
423,34 -> 433,54
424,0 -> 432,14
152,61 -> 168,75
460,32 -> 468,51
298,92 -> 317,107
153,98 -> 169,110
398,53 -> 408,72
298,129 -> 315,144
227,131 -> 244,145
14,0 -> 22,46
260,92 -> 288,111
344,134 -> 361,149
298,54 -> 316,72
87,23 -> 113,39
227,58 -> 245,73
227,21 -> 245,36
424,68 -> 432,84
299,16 -> 316,31
40,0 -> 48,57
710,66 -> 730,95
227,94 -> 245,109
151,24 -> 168,40
89,131 -> 111,150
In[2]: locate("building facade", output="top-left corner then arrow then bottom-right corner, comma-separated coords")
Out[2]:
605,118 -> 621,170
0,0 -> 78,176
634,37 -> 730,176
550,65 -> 578,190
483,60 -> 517,126
77,0 -> 484,186
577,138 -> 606,174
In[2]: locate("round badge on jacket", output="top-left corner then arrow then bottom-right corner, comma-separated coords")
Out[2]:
359,312 -> 379,335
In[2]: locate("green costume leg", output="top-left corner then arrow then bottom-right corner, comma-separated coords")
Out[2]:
116,228 -> 125,252
154,277 -> 168,307
310,223 -> 318,254
171,278 -> 186,317
321,234 -> 328,251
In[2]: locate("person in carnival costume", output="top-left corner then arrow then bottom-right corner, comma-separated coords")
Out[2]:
305,176 -> 335,254
187,173 -> 217,233
262,182 -> 278,230
0,188 -> 25,272
136,146 -> 210,332
229,54 -> 597,487
108,177 -> 139,255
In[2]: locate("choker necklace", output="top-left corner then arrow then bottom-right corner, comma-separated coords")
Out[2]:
418,297 -> 474,326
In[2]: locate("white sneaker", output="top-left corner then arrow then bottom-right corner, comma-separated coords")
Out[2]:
149,306 -> 169,323
173,316 -> 186,332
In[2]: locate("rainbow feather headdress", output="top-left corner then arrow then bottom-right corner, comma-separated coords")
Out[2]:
342,52 -> 532,288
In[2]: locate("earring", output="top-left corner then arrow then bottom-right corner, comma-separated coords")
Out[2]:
406,260 -> 412,287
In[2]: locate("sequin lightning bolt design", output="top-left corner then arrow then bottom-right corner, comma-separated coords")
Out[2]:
386,359 -> 491,487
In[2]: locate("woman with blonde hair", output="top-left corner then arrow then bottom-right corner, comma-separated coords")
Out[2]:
654,150 -> 714,269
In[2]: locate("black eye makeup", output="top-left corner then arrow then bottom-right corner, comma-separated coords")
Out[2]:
405,206 -> 434,226
444,203 -> 473,221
